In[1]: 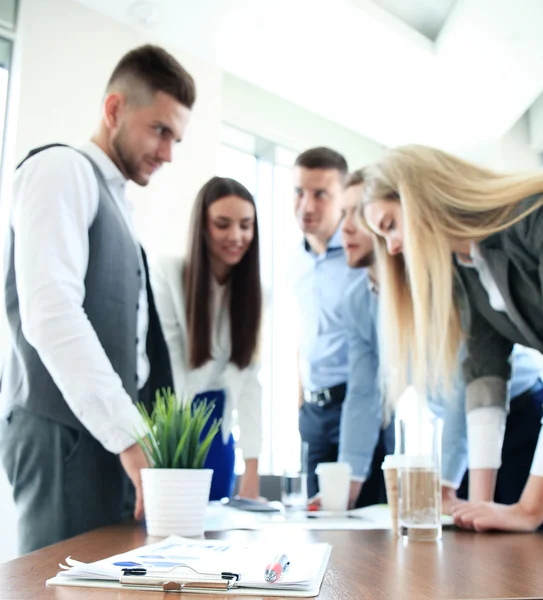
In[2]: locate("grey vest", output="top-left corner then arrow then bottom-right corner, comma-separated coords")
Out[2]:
2,149 -> 141,430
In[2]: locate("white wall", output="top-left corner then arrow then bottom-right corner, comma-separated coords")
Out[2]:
14,0 -> 222,256
456,113 -> 541,171
222,73 -> 386,169
499,114 -> 542,171
528,91 -> 543,154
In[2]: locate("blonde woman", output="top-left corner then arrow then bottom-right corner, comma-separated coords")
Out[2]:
359,145 -> 543,532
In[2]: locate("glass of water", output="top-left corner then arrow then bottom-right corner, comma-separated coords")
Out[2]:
281,441 -> 308,509
281,471 -> 307,509
397,415 -> 442,542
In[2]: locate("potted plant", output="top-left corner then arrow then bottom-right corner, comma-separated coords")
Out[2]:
136,388 -> 221,537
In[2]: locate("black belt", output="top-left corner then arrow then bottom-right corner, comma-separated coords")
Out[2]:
303,383 -> 346,407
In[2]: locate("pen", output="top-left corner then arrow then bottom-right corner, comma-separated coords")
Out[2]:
264,553 -> 290,583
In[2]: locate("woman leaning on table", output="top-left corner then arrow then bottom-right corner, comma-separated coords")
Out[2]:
150,176 -> 263,501
358,145 -> 543,532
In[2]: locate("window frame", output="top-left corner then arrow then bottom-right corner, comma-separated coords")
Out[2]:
218,124 -> 302,476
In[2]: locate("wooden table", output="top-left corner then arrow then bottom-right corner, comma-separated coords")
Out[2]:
1,522 -> 543,599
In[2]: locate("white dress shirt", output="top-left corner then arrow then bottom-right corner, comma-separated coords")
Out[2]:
9,142 -> 149,454
150,255 -> 263,459
81,143 -> 150,390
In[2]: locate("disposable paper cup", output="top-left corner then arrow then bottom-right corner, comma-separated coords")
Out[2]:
381,455 -> 404,532
141,468 -> 213,537
315,462 -> 352,511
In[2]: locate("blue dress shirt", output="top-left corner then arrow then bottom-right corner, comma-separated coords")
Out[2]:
291,226 -> 359,391
338,272 -> 383,479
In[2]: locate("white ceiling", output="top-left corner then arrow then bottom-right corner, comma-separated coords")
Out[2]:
350,0 -> 457,41
75,0 -> 543,150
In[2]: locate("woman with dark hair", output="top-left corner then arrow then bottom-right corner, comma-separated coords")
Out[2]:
151,176 -> 262,500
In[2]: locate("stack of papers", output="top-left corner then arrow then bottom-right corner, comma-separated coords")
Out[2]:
47,535 -> 331,597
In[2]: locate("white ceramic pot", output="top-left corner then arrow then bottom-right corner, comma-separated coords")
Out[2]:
141,468 -> 213,537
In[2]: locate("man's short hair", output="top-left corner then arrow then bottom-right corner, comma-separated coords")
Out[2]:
295,147 -> 348,179
346,168 -> 365,188
106,44 -> 196,109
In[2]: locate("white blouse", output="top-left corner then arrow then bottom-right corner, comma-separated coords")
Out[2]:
468,243 -> 508,313
149,255 -> 262,459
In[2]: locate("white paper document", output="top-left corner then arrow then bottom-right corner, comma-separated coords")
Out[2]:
204,503 -> 454,532
46,535 -> 331,597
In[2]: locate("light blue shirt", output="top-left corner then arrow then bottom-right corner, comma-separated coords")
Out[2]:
509,347 -> 543,398
337,274 -> 543,485
338,272 -> 384,479
433,344 -> 543,487
291,227 -> 359,391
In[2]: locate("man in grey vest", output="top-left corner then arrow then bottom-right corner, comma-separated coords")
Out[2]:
0,45 -> 195,553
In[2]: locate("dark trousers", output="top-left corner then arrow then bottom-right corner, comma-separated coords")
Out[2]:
300,399 -> 342,500
457,383 -> 543,504
300,397 -> 394,507
0,408 -> 135,554
355,422 -> 395,508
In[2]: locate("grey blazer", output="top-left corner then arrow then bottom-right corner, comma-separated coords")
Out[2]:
455,194 -> 543,412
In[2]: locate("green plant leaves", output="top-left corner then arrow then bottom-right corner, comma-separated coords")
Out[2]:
135,388 -> 222,469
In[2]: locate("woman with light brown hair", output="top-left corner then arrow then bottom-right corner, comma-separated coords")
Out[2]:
359,144 -> 543,532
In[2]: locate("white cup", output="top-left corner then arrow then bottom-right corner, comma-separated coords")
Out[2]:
315,462 -> 352,511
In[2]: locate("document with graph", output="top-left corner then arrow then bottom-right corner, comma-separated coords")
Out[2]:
46,535 -> 332,597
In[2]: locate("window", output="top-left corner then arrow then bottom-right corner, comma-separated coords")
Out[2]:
0,0 -> 17,31
0,37 -> 13,169
0,14 -> 18,565
217,125 -> 303,475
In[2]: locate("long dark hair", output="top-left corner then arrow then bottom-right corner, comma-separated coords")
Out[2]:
184,176 -> 262,370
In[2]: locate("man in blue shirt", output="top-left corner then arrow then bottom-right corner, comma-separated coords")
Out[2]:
338,169 -> 394,507
290,147 -> 359,499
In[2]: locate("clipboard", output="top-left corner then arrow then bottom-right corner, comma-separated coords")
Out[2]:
46,535 -> 332,597
119,564 -> 240,592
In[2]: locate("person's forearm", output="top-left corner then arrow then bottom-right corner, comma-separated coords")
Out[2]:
468,469 -> 497,502
244,458 -> 258,477
238,458 -> 259,499
466,407 -> 506,471
439,376 -> 469,488
519,474 -> 543,521
349,479 -> 363,509
338,328 -> 382,481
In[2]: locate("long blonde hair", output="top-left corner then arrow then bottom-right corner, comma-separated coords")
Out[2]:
359,144 -> 543,407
